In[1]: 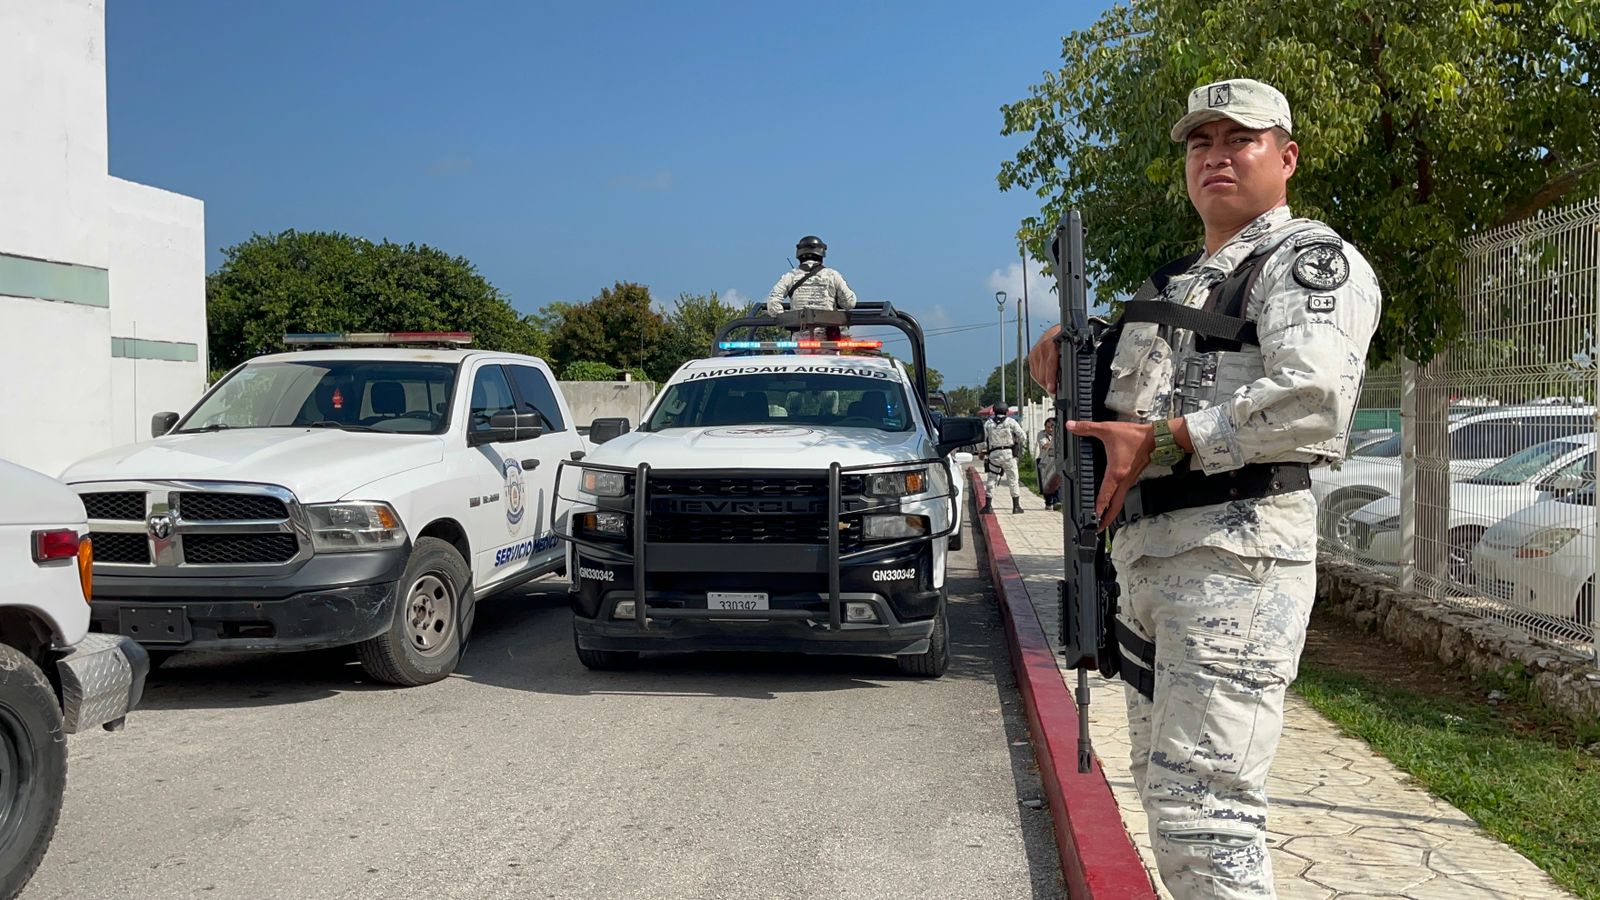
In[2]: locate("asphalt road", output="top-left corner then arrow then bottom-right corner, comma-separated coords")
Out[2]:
24,538 -> 1063,900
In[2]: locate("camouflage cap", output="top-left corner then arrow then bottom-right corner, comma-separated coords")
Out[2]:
1170,78 -> 1293,142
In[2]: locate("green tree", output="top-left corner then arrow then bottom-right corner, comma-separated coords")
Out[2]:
548,282 -> 671,381
562,360 -> 649,382
998,0 -> 1600,365
978,356 -> 1047,409
206,230 -> 544,370
657,291 -> 748,377
945,386 -> 981,416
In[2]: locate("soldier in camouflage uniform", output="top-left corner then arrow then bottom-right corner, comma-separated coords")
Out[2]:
981,408 -> 1026,515
1030,78 -> 1381,898
766,235 -> 858,341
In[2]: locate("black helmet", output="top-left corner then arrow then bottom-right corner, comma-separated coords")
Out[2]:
796,235 -> 827,262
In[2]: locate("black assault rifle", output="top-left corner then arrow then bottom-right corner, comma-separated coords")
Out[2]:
1051,211 -> 1122,774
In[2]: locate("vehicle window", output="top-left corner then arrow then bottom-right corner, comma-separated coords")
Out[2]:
1463,440 -> 1582,485
1552,452 -> 1595,482
177,361 -> 458,435
642,372 -> 913,432
468,366 -> 518,437
1450,422 -> 1522,459
507,365 -> 567,432
1521,415 -> 1591,446
1352,433 -> 1401,457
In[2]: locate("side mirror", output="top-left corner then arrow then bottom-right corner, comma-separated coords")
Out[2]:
151,412 -> 180,438
936,417 -> 985,456
590,417 -> 632,445
954,451 -> 975,466
468,411 -> 542,446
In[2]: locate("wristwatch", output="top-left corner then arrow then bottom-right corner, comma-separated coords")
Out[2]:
1151,419 -> 1187,467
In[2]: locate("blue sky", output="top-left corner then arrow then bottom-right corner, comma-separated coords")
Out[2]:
106,1 -> 1110,388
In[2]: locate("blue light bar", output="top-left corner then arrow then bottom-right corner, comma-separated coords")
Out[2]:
717,339 -> 882,351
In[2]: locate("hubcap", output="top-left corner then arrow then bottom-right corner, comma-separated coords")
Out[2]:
405,574 -> 455,657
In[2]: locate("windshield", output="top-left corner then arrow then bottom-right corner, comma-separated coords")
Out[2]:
643,371 -> 914,432
178,360 -> 459,435
1463,440 -> 1584,486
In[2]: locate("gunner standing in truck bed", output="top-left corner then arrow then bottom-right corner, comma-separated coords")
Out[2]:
766,235 -> 858,340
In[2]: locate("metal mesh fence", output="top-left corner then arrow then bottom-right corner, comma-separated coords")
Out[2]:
1318,196 -> 1600,665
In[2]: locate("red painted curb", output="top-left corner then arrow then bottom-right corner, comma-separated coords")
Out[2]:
969,471 -> 1157,900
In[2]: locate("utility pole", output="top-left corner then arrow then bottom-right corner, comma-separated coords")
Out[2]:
995,291 -> 1007,409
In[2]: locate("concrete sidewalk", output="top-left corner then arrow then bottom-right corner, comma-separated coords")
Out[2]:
978,476 -> 1574,900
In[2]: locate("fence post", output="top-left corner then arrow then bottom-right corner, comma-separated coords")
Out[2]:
1593,225 -> 1600,669
1400,357 -> 1418,593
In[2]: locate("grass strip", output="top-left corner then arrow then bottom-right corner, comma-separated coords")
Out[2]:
1292,663 -> 1600,899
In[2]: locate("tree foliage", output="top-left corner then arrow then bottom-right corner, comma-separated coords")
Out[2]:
562,360 -> 649,382
999,0 -> 1600,364
979,356 -> 1048,409
206,230 -> 543,371
548,282 -> 670,381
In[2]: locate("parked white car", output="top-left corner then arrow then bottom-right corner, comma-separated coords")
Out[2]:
58,333 -> 589,685
1341,435 -> 1594,581
1313,405 -> 1595,533
0,458 -> 148,897
1472,488 -> 1599,624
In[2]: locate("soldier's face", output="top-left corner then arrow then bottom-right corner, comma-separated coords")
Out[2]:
1184,120 -> 1298,230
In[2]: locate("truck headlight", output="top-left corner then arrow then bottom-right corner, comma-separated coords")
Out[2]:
1515,527 -> 1579,558
863,515 -> 928,540
578,511 -> 629,540
306,502 -> 407,552
580,471 -> 628,497
865,469 -> 928,497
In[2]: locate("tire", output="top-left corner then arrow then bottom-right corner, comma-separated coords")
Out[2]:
356,537 -> 471,686
0,644 -> 67,900
1577,582 -> 1595,626
948,520 -> 964,553
896,600 -> 950,678
572,628 -> 639,671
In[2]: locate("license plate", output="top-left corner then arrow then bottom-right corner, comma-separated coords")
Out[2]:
119,607 -> 192,644
707,592 -> 769,612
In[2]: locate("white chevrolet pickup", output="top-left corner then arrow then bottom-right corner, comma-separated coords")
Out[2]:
0,458 -> 147,897
58,333 -> 586,686
555,304 -> 983,676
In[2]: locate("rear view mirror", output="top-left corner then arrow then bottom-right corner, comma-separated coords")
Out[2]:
590,417 -> 631,445
151,412 -> 180,438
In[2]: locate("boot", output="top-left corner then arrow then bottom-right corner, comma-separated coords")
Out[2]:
979,498 -> 993,515
1012,497 -> 1024,515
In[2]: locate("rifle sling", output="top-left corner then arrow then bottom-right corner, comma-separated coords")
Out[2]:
1118,300 -> 1257,346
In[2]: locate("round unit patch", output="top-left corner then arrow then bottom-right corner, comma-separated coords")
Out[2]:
503,458 -> 526,534
1292,245 -> 1349,290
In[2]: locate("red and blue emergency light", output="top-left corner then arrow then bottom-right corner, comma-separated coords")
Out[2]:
717,339 -> 883,351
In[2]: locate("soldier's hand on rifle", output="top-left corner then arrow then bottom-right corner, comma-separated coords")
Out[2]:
1067,418 -> 1193,530
1028,326 -> 1061,394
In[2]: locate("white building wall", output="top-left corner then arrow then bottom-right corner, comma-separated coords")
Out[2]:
0,0 -> 206,477
107,178 -> 208,447
0,0 -> 109,268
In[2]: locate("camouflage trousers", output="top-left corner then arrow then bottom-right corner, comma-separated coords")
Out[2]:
983,449 -> 1020,497
1118,545 -> 1315,900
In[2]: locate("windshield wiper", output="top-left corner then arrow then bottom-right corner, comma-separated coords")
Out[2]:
175,423 -> 232,434
303,421 -> 378,433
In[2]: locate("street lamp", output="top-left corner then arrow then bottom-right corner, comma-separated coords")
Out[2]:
995,291 -> 1007,409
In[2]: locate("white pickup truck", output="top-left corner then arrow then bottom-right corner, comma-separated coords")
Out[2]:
555,304 -> 983,677
0,458 -> 147,897
58,333 -> 587,686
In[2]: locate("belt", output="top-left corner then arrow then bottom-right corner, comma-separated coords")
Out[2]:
1120,462 -> 1310,525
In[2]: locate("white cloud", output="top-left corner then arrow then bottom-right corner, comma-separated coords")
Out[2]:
722,288 -> 754,311
922,304 -> 955,330
984,259 -> 1057,324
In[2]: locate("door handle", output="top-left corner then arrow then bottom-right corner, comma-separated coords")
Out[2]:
521,458 -> 541,470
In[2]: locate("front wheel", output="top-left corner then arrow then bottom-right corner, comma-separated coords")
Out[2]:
356,538 -> 471,686
896,601 -> 950,678
572,628 -> 639,671
0,644 -> 68,899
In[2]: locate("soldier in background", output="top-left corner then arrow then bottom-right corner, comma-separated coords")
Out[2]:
766,235 -> 858,341
980,407 -> 1026,515
1029,78 -> 1382,898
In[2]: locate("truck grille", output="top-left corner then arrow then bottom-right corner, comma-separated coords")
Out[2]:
72,483 -> 306,569
81,492 -> 144,520
646,473 -> 865,548
89,532 -> 153,564
177,492 -> 288,521
183,534 -> 300,564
